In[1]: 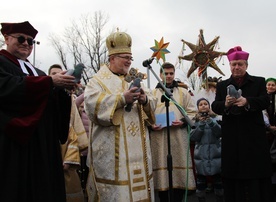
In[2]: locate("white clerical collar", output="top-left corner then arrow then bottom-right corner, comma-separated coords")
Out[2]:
17,59 -> 39,76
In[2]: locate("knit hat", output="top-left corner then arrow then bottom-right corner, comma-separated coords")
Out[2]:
196,97 -> 210,108
1,21 -> 38,38
266,78 -> 276,84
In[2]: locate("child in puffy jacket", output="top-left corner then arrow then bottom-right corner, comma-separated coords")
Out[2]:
190,98 -> 224,202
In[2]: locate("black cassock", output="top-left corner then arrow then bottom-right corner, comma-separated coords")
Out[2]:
212,73 -> 273,202
0,50 -> 71,202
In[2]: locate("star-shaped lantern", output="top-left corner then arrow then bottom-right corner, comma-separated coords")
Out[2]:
150,37 -> 170,63
179,29 -> 226,81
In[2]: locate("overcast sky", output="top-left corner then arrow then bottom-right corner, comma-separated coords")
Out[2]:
1,0 -> 275,88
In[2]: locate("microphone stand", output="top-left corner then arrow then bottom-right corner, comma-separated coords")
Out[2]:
143,60 -> 195,202
161,92 -> 174,202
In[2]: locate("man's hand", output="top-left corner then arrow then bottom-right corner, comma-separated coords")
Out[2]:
151,124 -> 163,131
123,86 -> 141,104
233,96 -> 248,107
225,95 -> 236,107
50,70 -> 76,89
171,119 -> 184,127
137,88 -> 147,105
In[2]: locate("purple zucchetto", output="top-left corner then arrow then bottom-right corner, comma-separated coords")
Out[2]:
227,46 -> 249,61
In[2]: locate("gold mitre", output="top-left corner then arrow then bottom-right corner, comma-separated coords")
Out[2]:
106,31 -> 132,56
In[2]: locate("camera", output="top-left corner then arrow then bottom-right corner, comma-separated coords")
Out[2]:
201,112 -> 209,117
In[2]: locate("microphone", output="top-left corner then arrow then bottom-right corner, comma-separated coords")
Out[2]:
142,58 -> 154,67
125,78 -> 141,112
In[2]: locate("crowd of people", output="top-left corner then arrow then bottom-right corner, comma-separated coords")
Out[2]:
0,21 -> 275,202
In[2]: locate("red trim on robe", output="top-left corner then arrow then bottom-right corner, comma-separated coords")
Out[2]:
0,50 -> 52,144
5,77 -> 51,144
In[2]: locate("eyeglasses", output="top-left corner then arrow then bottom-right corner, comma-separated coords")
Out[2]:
8,35 -> 34,46
116,55 -> 134,61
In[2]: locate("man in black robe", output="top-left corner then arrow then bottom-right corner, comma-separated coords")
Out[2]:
212,46 -> 273,202
0,21 -> 76,202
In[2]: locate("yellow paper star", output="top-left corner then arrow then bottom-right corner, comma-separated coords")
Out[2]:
150,37 -> 170,63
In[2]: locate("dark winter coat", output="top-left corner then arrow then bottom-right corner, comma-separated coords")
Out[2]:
211,73 -> 271,179
190,117 -> 221,176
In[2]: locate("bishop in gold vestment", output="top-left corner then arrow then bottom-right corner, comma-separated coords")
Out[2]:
84,31 -> 157,202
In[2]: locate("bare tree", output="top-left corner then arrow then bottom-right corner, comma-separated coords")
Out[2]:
70,12 -> 109,72
49,11 -> 110,84
63,26 -> 83,66
48,34 -> 68,69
